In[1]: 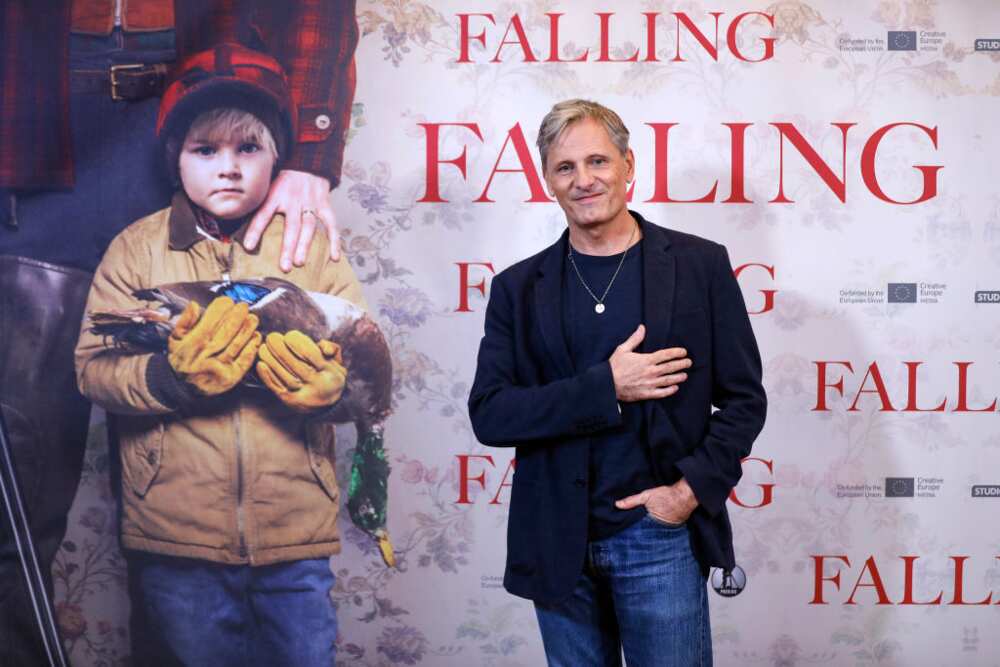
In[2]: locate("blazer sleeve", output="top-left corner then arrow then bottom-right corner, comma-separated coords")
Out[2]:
674,245 -> 767,516
468,274 -> 623,447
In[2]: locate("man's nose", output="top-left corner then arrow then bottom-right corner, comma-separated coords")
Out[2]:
575,164 -> 595,189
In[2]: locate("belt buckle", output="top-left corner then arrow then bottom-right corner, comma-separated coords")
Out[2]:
110,63 -> 145,101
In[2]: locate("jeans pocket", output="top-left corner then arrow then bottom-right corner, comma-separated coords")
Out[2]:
645,512 -> 686,529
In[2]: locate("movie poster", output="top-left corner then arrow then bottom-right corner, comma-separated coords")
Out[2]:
2,1 -> 999,665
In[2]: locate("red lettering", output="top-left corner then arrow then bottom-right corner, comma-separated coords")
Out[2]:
845,556 -> 892,605
456,262 -> 496,313
722,123 -> 753,203
491,15 -> 537,62
456,454 -> 495,504
645,123 -> 719,203
813,361 -> 853,411
643,13 -> 659,62
475,123 -> 550,203
457,13 -> 496,63
727,12 -> 776,62
597,13 -> 639,62
733,263 -> 776,314
903,362 -> 946,412
848,362 -> 896,412
860,123 -> 941,205
672,12 -> 722,61
418,123 -> 484,203
729,457 -> 774,508
953,362 -> 998,412
811,555 -> 851,604
950,557 -> 993,605
545,13 -> 588,62
900,556 -> 943,605
771,123 -> 855,203
490,458 -> 517,504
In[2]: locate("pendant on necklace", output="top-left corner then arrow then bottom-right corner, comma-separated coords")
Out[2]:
595,303 -> 606,314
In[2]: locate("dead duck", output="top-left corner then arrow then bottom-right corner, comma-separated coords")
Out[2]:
88,277 -> 396,566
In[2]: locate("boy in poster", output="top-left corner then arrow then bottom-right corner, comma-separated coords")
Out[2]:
74,43 -> 365,665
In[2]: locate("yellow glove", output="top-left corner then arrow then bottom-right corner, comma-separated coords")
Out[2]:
167,296 -> 262,396
257,330 -> 347,412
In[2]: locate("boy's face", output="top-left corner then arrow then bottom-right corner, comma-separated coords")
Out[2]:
178,126 -> 275,220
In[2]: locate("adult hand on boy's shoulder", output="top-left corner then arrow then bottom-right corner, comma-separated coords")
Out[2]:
256,331 -> 347,413
244,170 -> 339,272
167,297 -> 262,396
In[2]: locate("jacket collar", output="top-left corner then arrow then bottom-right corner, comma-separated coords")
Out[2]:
168,191 -> 253,250
534,210 -> 676,375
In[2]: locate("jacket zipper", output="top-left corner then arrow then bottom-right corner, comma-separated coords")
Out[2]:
235,411 -> 248,559
219,241 -> 248,560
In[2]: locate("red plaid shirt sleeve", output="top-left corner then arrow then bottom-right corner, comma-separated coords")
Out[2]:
176,0 -> 359,189
0,1 -> 74,190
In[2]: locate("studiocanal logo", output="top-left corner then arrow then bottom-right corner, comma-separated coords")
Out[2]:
975,291 -> 1000,304
975,39 -> 1000,51
972,485 -> 1000,498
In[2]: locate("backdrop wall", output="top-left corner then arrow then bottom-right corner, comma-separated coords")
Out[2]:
52,1 -> 1000,665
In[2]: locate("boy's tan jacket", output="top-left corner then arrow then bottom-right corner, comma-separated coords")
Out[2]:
75,196 -> 367,565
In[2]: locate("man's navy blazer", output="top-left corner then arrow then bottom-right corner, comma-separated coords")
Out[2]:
468,212 -> 767,604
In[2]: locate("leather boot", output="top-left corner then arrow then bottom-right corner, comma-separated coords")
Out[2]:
0,255 -> 93,663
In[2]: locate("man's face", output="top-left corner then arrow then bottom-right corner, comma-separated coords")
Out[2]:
543,117 -> 634,230
178,127 -> 275,220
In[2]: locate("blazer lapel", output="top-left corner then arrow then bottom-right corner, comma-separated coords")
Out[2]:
534,231 -> 575,378
638,214 -> 675,354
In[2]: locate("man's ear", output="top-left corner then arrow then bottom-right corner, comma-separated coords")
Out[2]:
624,148 -> 635,183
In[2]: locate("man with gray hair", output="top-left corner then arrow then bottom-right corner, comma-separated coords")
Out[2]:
469,99 -> 766,665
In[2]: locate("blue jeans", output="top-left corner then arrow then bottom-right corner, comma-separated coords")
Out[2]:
131,554 -> 338,667
534,515 -> 711,666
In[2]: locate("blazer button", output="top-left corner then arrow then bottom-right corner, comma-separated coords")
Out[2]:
573,478 -> 586,488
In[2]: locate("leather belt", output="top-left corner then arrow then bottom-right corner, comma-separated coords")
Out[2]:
70,63 -> 168,101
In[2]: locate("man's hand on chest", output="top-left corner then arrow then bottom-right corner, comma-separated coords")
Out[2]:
609,324 -> 692,402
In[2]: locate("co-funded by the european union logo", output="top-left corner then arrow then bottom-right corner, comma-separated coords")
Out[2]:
888,31 -> 917,51
887,283 -> 917,303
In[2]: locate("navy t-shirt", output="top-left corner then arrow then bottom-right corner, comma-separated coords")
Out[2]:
562,239 -> 658,540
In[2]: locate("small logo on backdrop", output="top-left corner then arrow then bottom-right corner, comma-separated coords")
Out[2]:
887,283 -> 917,303
975,39 -> 1000,51
975,291 -> 1000,304
888,31 -> 917,51
711,565 -> 746,597
885,477 -> 915,497
972,485 -> 1000,498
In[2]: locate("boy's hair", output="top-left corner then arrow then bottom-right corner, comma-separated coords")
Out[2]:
181,107 -> 279,160
165,105 -> 283,184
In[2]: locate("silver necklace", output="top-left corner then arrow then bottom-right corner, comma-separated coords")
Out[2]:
567,222 -> 637,315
